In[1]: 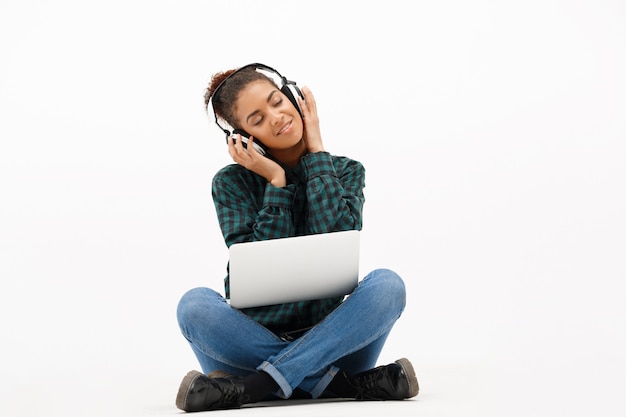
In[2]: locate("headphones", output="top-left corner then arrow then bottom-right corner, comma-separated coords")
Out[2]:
209,63 -> 304,155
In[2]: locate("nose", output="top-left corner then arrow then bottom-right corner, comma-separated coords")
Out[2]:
269,108 -> 283,126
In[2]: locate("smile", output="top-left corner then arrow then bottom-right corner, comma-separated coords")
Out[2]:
277,120 -> 292,136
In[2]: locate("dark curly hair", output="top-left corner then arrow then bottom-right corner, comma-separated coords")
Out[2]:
204,66 -> 279,130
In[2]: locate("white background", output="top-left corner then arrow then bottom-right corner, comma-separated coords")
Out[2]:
1,1 -> 625,416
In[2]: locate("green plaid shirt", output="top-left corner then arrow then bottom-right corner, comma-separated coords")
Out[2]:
212,151 -> 365,333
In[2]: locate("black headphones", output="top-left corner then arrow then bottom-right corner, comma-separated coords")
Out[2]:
209,63 -> 304,155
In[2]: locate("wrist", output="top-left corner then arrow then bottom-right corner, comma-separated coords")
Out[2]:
269,171 -> 286,188
307,145 -> 325,153
270,178 -> 287,187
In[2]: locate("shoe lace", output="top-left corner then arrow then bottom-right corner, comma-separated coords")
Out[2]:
353,369 -> 391,400
212,380 -> 244,409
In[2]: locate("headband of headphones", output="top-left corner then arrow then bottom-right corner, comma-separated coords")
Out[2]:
209,63 -> 304,141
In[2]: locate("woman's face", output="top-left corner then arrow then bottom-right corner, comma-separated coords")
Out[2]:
232,80 -> 303,150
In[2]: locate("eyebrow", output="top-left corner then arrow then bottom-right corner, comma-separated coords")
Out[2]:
245,90 -> 279,125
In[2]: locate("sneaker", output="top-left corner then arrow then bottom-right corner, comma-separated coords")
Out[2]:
351,358 -> 419,400
175,370 -> 246,412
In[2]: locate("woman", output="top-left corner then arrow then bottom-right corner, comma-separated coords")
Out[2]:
175,64 -> 418,412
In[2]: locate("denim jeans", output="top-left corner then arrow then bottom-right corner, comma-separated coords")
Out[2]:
176,268 -> 406,399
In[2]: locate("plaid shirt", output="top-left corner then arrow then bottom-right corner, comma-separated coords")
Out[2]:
212,151 -> 365,333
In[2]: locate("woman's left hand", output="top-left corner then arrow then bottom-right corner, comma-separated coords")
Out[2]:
299,86 -> 325,153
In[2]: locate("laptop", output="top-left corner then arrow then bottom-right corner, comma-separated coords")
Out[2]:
228,230 -> 360,309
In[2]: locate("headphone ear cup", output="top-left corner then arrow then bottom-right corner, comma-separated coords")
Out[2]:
232,129 -> 267,156
281,83 -> 304,117
232,128 -> 250,138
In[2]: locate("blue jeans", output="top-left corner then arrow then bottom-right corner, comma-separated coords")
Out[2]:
176,268 -> 406,399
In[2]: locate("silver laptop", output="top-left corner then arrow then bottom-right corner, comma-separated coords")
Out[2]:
228,230 -> 360,309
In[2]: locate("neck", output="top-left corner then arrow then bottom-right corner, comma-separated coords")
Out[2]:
269,139 -> 307,169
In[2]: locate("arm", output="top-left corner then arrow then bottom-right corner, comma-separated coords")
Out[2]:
212,165 -> 296,247
300,152 -> 365,234
297,87 -> 366,233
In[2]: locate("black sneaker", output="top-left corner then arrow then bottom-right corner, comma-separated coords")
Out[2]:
175,370 -> 247,412
351,358 -> 419,400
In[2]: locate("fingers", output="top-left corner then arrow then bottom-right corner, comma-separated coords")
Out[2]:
301,86 -> 316,107
228,133 -> 247,161
228,133 -> 262,165
299,86 -> 317,118
247,135 -> 257,152
227,134 -> 241,158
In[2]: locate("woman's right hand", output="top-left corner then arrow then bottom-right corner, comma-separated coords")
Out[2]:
228,134 -> 286,187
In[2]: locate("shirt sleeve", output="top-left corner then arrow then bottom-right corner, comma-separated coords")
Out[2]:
300,152 -> 365,234
212,165 -> 297,247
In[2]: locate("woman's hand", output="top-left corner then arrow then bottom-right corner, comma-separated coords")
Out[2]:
299,86 -> 325,153
228,135 -> 286,187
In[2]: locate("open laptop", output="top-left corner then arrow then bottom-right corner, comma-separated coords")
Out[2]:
228,230 -> 360,309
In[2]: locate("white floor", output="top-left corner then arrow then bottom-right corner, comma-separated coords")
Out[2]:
2,1 -> 625,416
4,306 -> 624,417
7,355 -> 624,416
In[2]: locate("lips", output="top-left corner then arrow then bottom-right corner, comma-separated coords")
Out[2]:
276,120 -> 292,136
